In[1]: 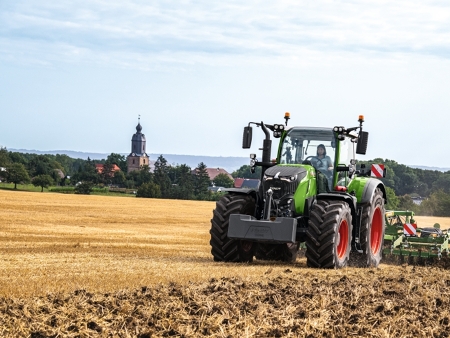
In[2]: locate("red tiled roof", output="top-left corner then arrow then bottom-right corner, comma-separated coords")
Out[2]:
205,168 -> 233,181
95,164 -> 121,174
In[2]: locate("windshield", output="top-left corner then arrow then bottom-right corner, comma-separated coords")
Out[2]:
280,127 -> 336,168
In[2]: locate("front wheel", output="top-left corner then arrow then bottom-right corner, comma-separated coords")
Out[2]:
305,200 -> 352,269
210,193 -> 256,262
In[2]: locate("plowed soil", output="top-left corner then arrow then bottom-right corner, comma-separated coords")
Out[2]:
1,190 -> 449,337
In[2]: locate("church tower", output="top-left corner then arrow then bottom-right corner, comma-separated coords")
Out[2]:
127,117 -> 150,173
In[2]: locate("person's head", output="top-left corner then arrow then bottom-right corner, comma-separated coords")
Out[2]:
317,144 -> 326,156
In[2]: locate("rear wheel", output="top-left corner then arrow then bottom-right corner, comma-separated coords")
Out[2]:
210,193 -> 256,262
255,242 -> 299,263
351,188 -> 385,267
305,200 -> 352,269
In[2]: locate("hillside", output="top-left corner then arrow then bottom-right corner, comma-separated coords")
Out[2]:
9,148 -> 249,173
9,148 -> 450,174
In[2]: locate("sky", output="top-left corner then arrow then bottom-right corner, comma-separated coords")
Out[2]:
1,1 -> 450,168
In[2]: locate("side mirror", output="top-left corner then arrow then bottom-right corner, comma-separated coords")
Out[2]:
242,126 -> 253,149
356,131 -> 368,154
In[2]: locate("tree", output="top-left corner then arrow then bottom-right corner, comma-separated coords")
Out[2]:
2,163 -> 30,189
397,195 -> 419,213
232,165 -> 262,179
431,174 -> 450,194
71,157 -> 98,185
420,190 -> 450,217
126,165 -> 153,187
99,162 -> 116,185
385,187 -> 399,210
112,171 -> 126,186
213,173 -> 234,188
0,147 -> 10,167
153,155 -> 172,198
32,174 -> 54,192
106,153 -> 127,172
169,164 -> 194,199
75,181 -> 93,195
193,162 -> 210,198
136,182 -> 161,198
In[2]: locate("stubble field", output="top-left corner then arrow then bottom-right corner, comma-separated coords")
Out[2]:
1,190 -> 450,337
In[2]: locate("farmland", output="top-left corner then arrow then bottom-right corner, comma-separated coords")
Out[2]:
1,190 -> 450,337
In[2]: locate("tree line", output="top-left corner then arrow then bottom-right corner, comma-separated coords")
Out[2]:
0,148 -> 234,200
2,147 -> 450,215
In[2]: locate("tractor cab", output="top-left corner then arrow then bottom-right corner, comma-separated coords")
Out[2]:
278,127 -> 336,190
278,126 -> 364,191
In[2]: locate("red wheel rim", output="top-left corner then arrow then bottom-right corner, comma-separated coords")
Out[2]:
337,219 -> 349,259
370,206 -> 383,254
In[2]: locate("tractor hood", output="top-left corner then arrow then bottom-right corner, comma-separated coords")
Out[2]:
263,165 -> 307,200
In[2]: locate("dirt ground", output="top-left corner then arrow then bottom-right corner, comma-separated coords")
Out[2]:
1,190 -> 449,337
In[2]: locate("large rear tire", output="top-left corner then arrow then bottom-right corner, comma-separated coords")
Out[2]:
352,188 -> 385,267
210,193 -> 256,262
305,200 -> 352,269
255,242 -> 299,263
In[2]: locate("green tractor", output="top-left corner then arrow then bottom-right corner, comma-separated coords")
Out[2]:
209,113 -> 387,269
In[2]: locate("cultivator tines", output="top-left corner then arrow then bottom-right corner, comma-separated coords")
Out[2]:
383,210 -> 450,267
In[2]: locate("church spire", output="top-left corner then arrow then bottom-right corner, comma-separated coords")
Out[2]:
136,115 -> 142,133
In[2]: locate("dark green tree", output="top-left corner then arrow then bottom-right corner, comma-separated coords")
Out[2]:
385,187 -> 399,210
397,195 -> 419,213
431,174 -> 450,194
32,174 -> 54,192
193,162 -> 210,198
126,165 -> 153,187
420,190 -> 450,216
8,152 -> 27,166
75,181 -> 94,195
2,163 -> 30,189
213,173 -> 234,188
0,147 -> 10,167
71,157 -> 98,184
170,164 -> 194,199
153,155 -> 172,198
112,171 -> 126,186
106,153 -> 127,172
136,182 -> 161,198
99,162 -> 116,185
231,165 -> 262,179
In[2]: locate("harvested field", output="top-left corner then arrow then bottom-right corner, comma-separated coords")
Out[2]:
1,190 -> 450,337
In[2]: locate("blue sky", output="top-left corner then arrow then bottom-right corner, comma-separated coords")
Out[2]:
1,1 -> 450,167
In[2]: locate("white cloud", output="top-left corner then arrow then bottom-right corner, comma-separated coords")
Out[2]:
2,0 -> 450,69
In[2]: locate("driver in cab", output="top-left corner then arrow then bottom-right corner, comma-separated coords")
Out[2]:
316,144 -> 333,174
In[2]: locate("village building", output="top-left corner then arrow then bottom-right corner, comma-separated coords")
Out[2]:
127,117 -> 150,173
95,164 -> 121,175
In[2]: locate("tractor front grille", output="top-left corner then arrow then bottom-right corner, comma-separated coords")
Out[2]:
262,166 -> 307,200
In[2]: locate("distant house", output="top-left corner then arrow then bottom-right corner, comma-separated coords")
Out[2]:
95,164 -> 121,175
234,178 -> 260,189
192,167 -> 233,182
206,168 -> 233,181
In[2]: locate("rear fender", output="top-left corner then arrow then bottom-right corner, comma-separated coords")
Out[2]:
360,179 -> 386,205
347,178 -> 386,205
